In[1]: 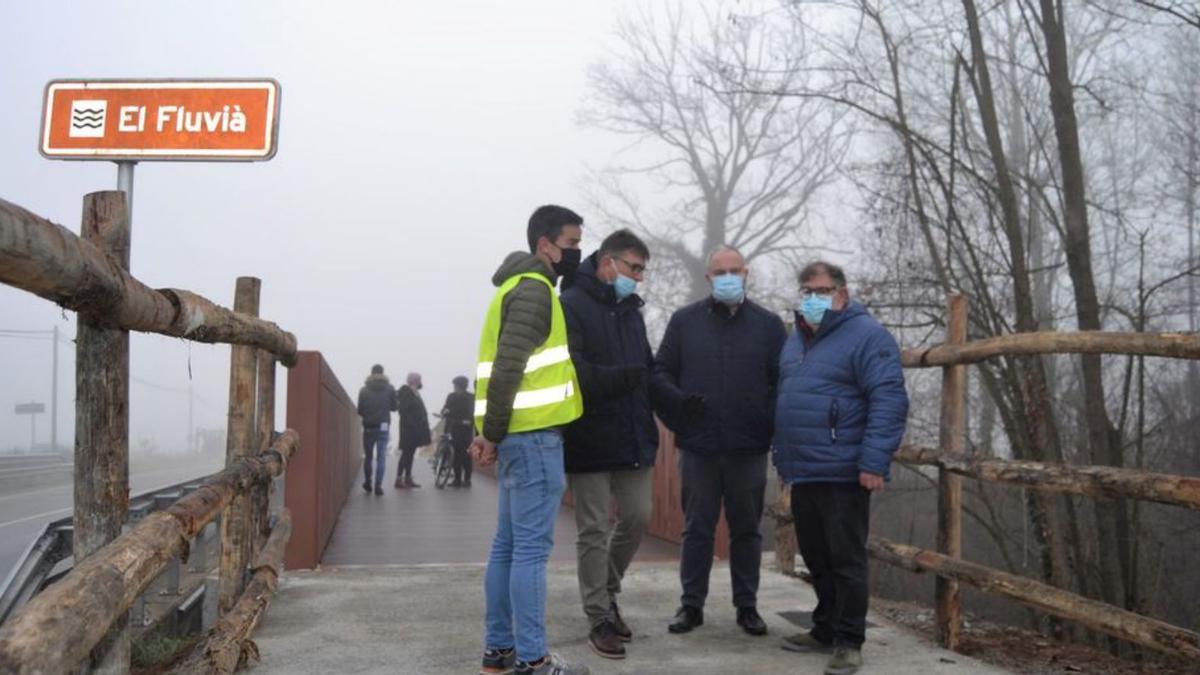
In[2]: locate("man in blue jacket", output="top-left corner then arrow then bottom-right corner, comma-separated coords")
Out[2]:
773,261 -> 909,675
653,245 -> 787,637
561,230 -> 661,660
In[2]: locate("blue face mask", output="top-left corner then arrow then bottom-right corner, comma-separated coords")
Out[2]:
800,294 -> 834,326
613,274 -> 637,301
711,274 -> 745,305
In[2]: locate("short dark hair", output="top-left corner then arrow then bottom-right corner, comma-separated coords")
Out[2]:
798,261 -> 847,287
599,229 -> 650,261
527,205 -> 583,253
452,375 -> 468,388
371,364 -> 384,375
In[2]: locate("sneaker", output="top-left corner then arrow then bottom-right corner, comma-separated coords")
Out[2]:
782,632 -> 833,653
667,605 -> 703,634
824,647 -> 863,675
610,601 -> 632,642
515,653 -> 590,675
480,647 -> 516,675
736,606 -> 768,636
588,620 -> 626,659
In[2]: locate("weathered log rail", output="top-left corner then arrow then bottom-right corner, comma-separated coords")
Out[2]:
0,196 -> 298,366
795,293 -> 1200,661
0,431 -> 298,675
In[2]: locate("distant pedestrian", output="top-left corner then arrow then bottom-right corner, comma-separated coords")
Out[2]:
356,364 -> 397,496
470,204 -> 590,675
561,230 -> 662,659
653,244 -> 787,638
774,261 -> 908,675
396,372 -> 431,488
441,375 -> 475,487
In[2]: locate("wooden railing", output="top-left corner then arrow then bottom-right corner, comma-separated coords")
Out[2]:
776,293 -> 1200,661
0,193 -> 300,674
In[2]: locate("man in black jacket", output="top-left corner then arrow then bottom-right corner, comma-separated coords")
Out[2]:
562,230 -> 660,660
653,245 -> 787,637
395,372 -> 432,488
357,364 -> 397,495
441,375 -> 475,487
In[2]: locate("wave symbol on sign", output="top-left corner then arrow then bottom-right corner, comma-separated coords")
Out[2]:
68,100 -> 107,138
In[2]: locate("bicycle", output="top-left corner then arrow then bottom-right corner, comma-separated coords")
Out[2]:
429,416 -> 456,489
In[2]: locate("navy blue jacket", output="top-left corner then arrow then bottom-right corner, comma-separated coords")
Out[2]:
773,302 -> 909,483
653,296 -> 787,456
561,253 -> 661,473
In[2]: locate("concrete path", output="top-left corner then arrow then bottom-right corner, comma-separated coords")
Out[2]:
252,561 -> 1012,674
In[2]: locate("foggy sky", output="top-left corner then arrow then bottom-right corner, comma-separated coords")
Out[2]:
0,1 -> 631,453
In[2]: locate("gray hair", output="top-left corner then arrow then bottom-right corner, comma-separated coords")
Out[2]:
798,261 -> 848,287
705,244 -> 745,269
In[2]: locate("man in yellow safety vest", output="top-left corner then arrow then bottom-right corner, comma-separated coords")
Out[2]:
470,205 -> 590,675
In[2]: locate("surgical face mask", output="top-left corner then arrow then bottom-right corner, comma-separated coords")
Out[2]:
609,258 -> 638,300
800,294 -> 834,326
711,273 -> 745,305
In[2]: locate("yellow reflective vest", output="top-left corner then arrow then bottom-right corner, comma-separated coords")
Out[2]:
474,273 -> 583,435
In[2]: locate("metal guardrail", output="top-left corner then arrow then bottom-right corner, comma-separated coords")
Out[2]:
0,474 -> 216,625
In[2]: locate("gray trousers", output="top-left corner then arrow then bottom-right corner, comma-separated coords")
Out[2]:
568,467 -> 653,627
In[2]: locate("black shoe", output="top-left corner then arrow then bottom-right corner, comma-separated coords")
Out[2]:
373,486 -> 384,496
668,606 -> 703,634
480,646 -> 516,674
737,606 -> 768,636
362,482 -> 371,494
450,479 -> 463,487
610,601 -> 632,642
588,620 -> 626,659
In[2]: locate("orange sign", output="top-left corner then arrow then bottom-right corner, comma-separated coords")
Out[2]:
40,79 -> 280,161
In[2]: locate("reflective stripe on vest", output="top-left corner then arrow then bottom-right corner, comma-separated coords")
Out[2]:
474,272 -> 583,435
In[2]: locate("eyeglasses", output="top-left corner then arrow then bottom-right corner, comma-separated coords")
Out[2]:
614,257 -> 647,275
801,286 -> 839,298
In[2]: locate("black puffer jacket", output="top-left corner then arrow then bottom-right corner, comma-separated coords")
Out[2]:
397,385 -> 432,450
653,297 -> 787,456
479,252 -> 557,443
357,374 -> 396,429
561,252 -> 661,473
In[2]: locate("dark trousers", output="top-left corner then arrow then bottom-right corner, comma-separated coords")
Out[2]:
397,445 -> 418,479
453,439 -> 473,483
791,482 -> 871,648
678,449 -> 767,610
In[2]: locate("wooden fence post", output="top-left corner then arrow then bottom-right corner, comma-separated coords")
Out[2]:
219,277 -> 261,614
936,293 -> 968,650
253,351 -> 277,557
74,191 -> 131,673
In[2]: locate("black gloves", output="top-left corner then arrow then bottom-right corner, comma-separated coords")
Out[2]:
620,365 -> 647,390
682,393 -> 706,416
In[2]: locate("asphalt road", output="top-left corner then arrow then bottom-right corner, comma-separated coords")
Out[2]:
0,455 -> 223,583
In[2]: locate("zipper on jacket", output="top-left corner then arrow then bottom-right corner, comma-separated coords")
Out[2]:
829,400 -> 839,443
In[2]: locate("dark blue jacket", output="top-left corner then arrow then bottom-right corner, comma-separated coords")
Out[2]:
653,296 -> 787,456
773,302 -> 909,483
561,253 -> 660,473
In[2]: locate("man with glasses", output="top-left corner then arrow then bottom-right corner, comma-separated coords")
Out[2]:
560,229 -> 662,660
773,261 -> 908,675
654,244 -> 787,638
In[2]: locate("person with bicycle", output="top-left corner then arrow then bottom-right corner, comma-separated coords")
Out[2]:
441,375 -> 475,487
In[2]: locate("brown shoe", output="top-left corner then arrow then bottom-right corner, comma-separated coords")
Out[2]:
394,478 -> 407,489
588,621 -> 626,660
610,602 -> 632,642
406,477 -> 422,488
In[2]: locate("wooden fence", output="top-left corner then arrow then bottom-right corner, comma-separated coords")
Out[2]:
0,193 -> 300,674
774,293 -> 1200,661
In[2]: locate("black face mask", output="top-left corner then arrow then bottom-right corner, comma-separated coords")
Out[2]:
552,246 -> 581,281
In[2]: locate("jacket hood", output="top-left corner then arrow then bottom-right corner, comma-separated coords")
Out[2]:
492,251 -> 554,287
573,251 -> 643,308
365,373 -> 390,389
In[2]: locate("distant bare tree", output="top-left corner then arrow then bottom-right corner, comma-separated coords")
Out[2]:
581,3 -> 848,304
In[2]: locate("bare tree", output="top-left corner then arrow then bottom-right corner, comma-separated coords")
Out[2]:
581,3 -> 848,303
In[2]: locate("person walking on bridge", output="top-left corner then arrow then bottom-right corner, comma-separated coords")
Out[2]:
441,375 -> 475,487
470,204 -> 590,675
560,230 -> 661,660
396,372 -> 431,488
773,261 -> 909,675
357,364 -> 397,495
653,244 -> 787,638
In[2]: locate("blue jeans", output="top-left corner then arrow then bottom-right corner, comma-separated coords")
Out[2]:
362,428 -> 388,488
483,430 -> 566,662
